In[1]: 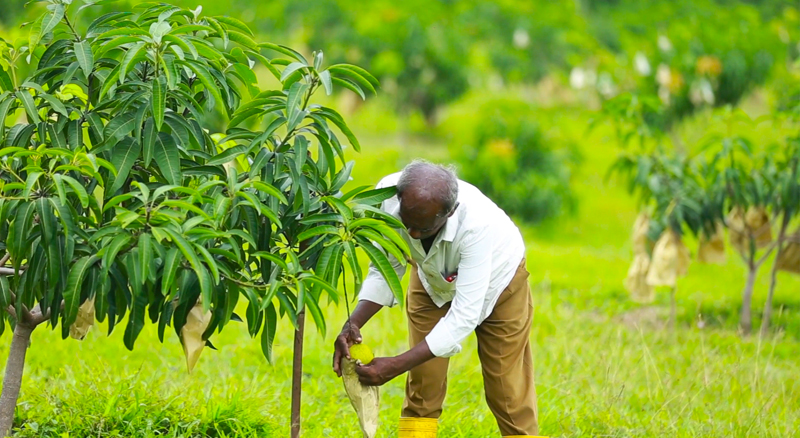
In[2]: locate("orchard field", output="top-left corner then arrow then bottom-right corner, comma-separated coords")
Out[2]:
1,1 -> 800,437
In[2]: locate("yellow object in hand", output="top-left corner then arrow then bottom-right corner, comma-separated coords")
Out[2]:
349,343 -> 374,365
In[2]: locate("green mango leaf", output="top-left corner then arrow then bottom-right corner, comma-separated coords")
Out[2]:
123,288 -> 147,350
41,4 -> 66,36
161,247 -> 181,294
119,41 -> 147,84
316,107 -> 360,152
37,91 -> 69,117
104,112 -> 137,142
351,186 -> 397,206
331,77 -> 365,100
152,76 -> 166,130
138,233 -> 152,286
357,237 -> 403,304
181,59 -> 223,111
0,68 -> 13,92
194,243 -> 219,284
28,14 -> 44,51
328,65 -> 377,96
297,225 -> 340,242
22,171 -> 43,199
142,117 -> 156,168
153,133 -> 181,185
162,228 -> 211,308
319,70 -> 333,96
280,62 -> 307,82
58,174 -> 90,208
101,233 -> 132,278
63,255 -> 100,327
48,197 -> 75,237
356,229 -> 406,265
74,41 -> 94,79
214,16 -> 253,36
109,138 -> 141,193
285,82 -> 310,132
329,64 -> 379,87
17,90 -> 40,124
206,145 -> 247,166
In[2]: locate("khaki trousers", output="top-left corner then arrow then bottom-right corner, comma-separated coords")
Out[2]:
402,259 -> 539,436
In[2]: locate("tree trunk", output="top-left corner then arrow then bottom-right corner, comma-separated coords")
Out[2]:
761,215 -> 790,337
761,244 -> 784,337
291,310 -> 306,438
669,287 -> 677,329
0,323 -> 33,437
740,264 -> 757,335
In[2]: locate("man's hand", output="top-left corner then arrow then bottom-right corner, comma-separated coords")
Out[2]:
355,357 -> 398,386
332,320 -> 362,377
354,340 -> 436,386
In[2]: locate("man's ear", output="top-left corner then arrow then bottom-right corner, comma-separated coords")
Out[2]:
447,202 -> 460,218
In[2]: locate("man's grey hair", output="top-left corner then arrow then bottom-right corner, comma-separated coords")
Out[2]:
396,159 -> 459,216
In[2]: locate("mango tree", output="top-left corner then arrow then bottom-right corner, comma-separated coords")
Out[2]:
759,113 -> 800,335
700,118 -> 780,335
0,1 -> 408,437
606,94 -> 800,334
604,94 -> 705,326
611,148 -> 707,326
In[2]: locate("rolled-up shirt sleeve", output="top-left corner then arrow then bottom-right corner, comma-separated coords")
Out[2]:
425,225 -> 492,357
358,252 -> 406,307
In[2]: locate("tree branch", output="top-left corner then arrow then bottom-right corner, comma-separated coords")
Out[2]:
29,302 -> 53,326
756,241 -> 778,268
62,12 -> 82,43
2,291 -> 33,324
0,267 -> 25,276
0,252 -> 9,267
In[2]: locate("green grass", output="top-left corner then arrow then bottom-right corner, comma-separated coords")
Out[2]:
3,97 -> 800,437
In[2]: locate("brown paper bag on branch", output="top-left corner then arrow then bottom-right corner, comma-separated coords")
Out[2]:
342,358 -> 380,438
646,230 -> 690,287
698,221 -> 726,265
69,297 -> 96,340
181,299 -> 212,373
729,207 -> 773,254
776,233 -> 800,274
625,253 -> 655,303
632,213 -> 650,255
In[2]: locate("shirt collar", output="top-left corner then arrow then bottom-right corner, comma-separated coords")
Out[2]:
439,206 -> 460,242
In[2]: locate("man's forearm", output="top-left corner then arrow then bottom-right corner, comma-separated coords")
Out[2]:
389,340 -> 436,376
348,300 -> 383,329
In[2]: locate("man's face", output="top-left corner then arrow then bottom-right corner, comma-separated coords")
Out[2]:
398,196 -> 451,240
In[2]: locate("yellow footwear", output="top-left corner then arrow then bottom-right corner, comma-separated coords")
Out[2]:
398,417 -> 438,437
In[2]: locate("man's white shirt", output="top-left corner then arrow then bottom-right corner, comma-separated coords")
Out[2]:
358,172 -> 526,357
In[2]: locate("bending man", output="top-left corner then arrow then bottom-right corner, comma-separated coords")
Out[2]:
332,160 -> 540,437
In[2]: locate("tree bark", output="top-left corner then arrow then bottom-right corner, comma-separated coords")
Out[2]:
740,264 -> 757,335
761,215 -> 790,337
669,287 -> 677,329
760,254 -> 781,337
291,310 -> 306,438
0,323 -> 33,437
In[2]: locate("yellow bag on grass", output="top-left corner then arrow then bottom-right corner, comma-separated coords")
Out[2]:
342,358 -> 380,438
